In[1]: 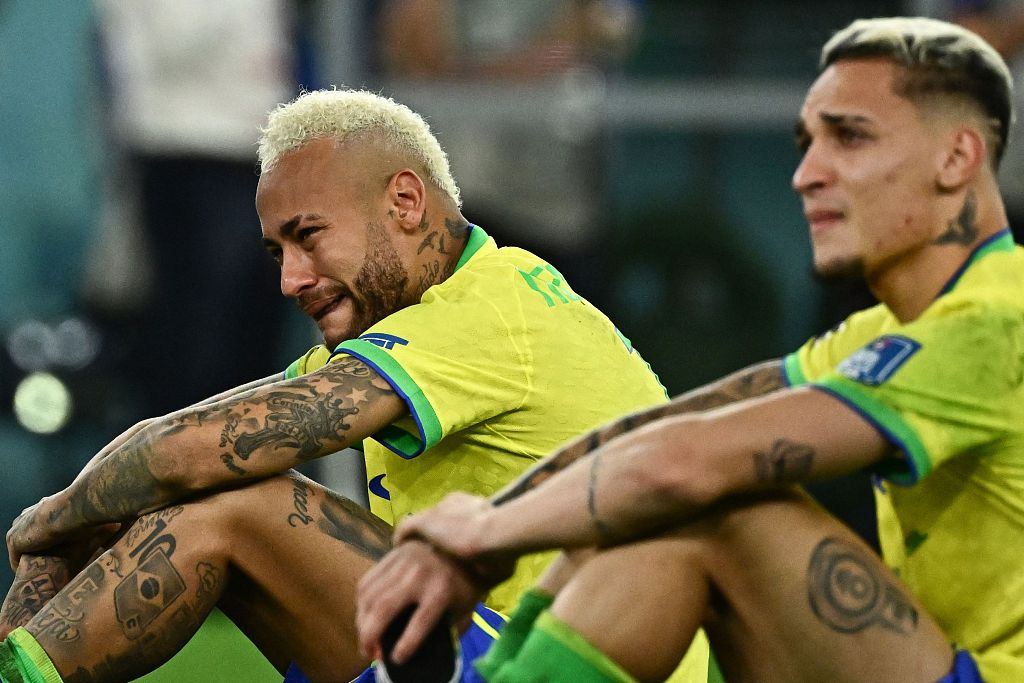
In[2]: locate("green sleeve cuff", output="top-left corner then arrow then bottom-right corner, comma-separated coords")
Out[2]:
334,339 -> 443,459
6,627 -> 63,683
783,352 -> 806,386
813,377 -> 930,485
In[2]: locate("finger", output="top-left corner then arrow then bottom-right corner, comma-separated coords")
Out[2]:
357,546 -> 405,604
357,556 -> 421,659
392,514 -> 423,545
395,514 -> 448,548
392,591 -> 449,665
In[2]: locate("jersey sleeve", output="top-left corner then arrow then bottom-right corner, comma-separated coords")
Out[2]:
283,345 -> 332,379
332,286 -> 530,459
784,306 -> 890,387
810,303 -> 1022,485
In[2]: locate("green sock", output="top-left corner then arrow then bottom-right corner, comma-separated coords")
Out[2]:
483,611 -> 635,683
474,590 -> 554,680
0,630 -> 63,683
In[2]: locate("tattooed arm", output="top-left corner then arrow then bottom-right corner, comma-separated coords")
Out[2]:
73,374 -> 286,476
493,358 -> 785,504
397,384 -> 890,556
8,358 -> 405,564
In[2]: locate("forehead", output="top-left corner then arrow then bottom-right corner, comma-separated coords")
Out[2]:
800,58 -> 918,127
256,139 -> 362,215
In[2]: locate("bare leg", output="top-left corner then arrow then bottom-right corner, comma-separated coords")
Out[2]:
15,471 -> 390,683
0,555 -> 74,639
551,490 -> 953,683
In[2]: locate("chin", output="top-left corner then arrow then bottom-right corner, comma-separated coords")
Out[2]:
320,326 -> 352,350
812,256 -> 865,282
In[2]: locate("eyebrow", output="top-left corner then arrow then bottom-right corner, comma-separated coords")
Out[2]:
794,111 -> 873,143
263,214 -> 324,247
820,111 -> 871,127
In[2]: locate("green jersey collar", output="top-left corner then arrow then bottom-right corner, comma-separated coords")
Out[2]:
454,224 -> 490,272
939,228 -> 1015,296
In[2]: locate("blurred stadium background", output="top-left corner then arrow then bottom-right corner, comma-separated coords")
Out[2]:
0,0 -> 956,680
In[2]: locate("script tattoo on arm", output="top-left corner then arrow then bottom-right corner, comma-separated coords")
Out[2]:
807,537 -> 919,635
493,360 -> 786,506
753,439 -> 814,485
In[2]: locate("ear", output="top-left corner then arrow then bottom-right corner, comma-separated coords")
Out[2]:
936,126 -> 987,191
386,169 -> 427,233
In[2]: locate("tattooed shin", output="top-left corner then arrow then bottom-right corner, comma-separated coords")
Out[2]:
28,563 -> 106,643
807,537 -> 918,635
1,556 -> 72,634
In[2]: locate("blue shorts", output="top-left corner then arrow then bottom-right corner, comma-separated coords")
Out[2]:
936,650 -> 983,683
283,604 -> 506,683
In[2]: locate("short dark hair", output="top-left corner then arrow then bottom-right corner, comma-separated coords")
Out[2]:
822,17 -> 1014,167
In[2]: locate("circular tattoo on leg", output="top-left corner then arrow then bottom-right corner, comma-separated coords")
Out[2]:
807,537 -> 918,635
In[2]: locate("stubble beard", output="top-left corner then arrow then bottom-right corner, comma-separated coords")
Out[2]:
344,220 -> 410,341
811,254 -> 866,283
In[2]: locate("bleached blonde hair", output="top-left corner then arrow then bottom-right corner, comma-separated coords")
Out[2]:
258,89 -> 462,206
822,17 -> 1014,167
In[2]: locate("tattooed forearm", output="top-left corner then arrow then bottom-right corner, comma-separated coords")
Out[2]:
493,431 -> 602,505
807,537 -> 919,635
753,439 -> 814,485
72,439 -> 164,527
932,191 -> 978,246
51,356 -> 399,533
493,360 -> 785,507
586,451 -> 618,544
670,359 -> 786,412
1,556 -> 72,635
317,494 -> 393,561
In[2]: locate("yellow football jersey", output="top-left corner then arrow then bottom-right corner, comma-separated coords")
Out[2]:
286,225 -> 668,613
784,230 -> 1024,681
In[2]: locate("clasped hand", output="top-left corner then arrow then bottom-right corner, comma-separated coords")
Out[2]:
6,493 -> 114,570
356,493 -> 513,665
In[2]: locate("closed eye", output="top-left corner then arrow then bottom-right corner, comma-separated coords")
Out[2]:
835,125 -> 868,146
297,226 -> 321,242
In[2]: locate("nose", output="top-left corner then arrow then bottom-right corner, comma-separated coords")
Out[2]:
280,248 -> 317,298
792,142 -> 831,195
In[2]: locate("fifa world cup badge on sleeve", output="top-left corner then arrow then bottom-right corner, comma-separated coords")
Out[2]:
837,335 -> 921,386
